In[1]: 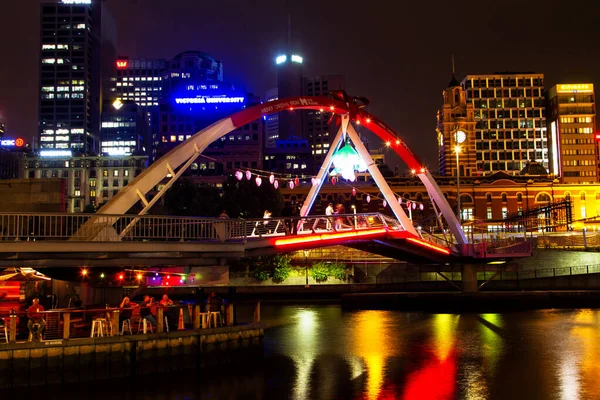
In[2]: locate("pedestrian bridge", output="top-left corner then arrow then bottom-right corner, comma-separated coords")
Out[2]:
0,212 -> 531,267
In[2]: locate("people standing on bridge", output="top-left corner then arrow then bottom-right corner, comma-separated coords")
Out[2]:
27,298 -> 46,340
334,203 -> 345,230
325,203 -> 334,230
263,210 -> 272,234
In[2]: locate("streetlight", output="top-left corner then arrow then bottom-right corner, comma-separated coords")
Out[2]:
455,145 -> 462,221
453,128 -> 466,221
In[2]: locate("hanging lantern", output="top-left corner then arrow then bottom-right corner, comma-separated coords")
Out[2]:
419,204 -> 424,210
331,176 -> 337,185
255,177 -> 262,186
406,201 -> 411,208
294,177 -> 299,187
269,174 -> 275,184
366,195 -> 371,203
398,197 -> 402,205
330,140 -> 367,182
289,181 -> 295,189
412,202 -> 417,209
382,200 -> 387,208
235,171 -> 243,180
245,170 -> 252,180
311,177 -> 319,186
274,180 -> 279,189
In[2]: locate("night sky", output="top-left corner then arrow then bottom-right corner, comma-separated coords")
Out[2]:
1,0 -> 599,170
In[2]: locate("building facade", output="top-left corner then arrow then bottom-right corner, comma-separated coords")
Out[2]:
276,54 -> 303,141
458,73 -> 547,176
24,153 -> 147,212
436,75 -> 477,177
547,83 -> 597,184
38,0 -> 111,153
100,100 -> 147,156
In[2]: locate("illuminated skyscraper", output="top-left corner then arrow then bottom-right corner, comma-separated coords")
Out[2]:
38,0 -> 115,155
548,84 -> 597,183
460,73 -> 547,175
276,54 -> 303,141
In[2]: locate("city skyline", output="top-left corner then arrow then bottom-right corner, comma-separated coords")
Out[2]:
1,0 -> 599,170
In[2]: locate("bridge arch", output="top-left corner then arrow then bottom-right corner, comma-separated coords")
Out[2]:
83,95 -> 465,244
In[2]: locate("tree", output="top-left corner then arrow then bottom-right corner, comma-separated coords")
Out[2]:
161,178 -> 222,217
220,175 -> 283,219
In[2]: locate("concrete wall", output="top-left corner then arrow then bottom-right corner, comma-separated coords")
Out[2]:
515,249 -> 600,271
0,324 -> 264,388
0,179 -> 66,212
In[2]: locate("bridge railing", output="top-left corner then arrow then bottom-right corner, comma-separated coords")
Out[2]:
0,212 -> 408,243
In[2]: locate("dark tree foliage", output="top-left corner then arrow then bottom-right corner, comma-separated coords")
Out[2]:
220,175 -> 283,219
161,178 -> 222,217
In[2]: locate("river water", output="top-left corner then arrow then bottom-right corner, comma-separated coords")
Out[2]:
11,303 -> 600,399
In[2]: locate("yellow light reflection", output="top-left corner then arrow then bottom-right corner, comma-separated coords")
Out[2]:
570,309 -> 600,399
351,310 -> 395,400
291,309 -> 318,400
433,314 -> 459,361
479,313 -> 504,375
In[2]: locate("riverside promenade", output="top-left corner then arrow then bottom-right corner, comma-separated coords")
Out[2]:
0,302 -> 264,388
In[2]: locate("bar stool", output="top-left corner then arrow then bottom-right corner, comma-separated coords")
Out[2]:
121,319 -> 132,335
208,312 -> 223,328
137,318 -> 154,334
91,318 -> 107,337
28,323 -> 43,342
199,312 -> 209,329
1,321 -> 8,343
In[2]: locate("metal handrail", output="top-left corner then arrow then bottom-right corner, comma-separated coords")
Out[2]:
0,212 -> 417,244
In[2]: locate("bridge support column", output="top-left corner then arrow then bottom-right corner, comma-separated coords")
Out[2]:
462,264 -> 478,293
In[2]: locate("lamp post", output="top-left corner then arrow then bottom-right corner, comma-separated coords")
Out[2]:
455,145 -> 462,221
453,129 -> 466,222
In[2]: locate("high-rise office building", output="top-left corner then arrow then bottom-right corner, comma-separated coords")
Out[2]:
458,73 -> 547,176
38,0 -> 115,154
276,54 -> 303,141
111,57 -> 166,160
264,88 -> 279,149
304,75 -> 345,169
547,83 -> 597,183
100,99 -> 147,156
0,122 -> 5,139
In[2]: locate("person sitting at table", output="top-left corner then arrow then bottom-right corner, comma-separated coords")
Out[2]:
119,296 -> 134,333
206,292 -> 222,313
140,295 -> 157,328
27,298 -> 46,340
159,294 -> 174,307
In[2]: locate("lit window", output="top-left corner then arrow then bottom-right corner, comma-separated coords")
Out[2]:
42,44 -> 56,50
170,135 -> 176,142
42,86 -> 55,92
124,170 -> 129,177
42,58 -> 56,64
74,190 -> 81,197
113,170 -> 119,177
76,24 -> 86,29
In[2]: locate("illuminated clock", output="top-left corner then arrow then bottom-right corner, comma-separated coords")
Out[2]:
454,130 -> 466,144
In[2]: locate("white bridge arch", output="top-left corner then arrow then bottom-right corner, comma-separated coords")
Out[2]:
75,94 -> 466,245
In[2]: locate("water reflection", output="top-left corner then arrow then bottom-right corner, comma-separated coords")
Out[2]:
350,310 -> 396,399
10,305 -> 600,399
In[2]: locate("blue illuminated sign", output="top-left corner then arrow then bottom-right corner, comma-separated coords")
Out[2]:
175,96 -> 245,104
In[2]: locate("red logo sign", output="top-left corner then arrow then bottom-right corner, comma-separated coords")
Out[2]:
15,138 -> 24,147
595,133 -> 600,141
116,60 -> 128,69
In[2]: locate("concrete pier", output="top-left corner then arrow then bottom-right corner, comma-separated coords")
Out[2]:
0,323 -> 265,388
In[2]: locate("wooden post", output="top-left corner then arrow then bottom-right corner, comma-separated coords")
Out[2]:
9,314 -> 17,342
111,310 -> 119,336
225,303 -> 234,326
253,301 -> 260,323
63,312 -> 70,340
193,305 -> 201,329
157,307 -> 164,333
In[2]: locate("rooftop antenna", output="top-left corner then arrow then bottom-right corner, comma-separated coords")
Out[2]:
452,54 -> 455,75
